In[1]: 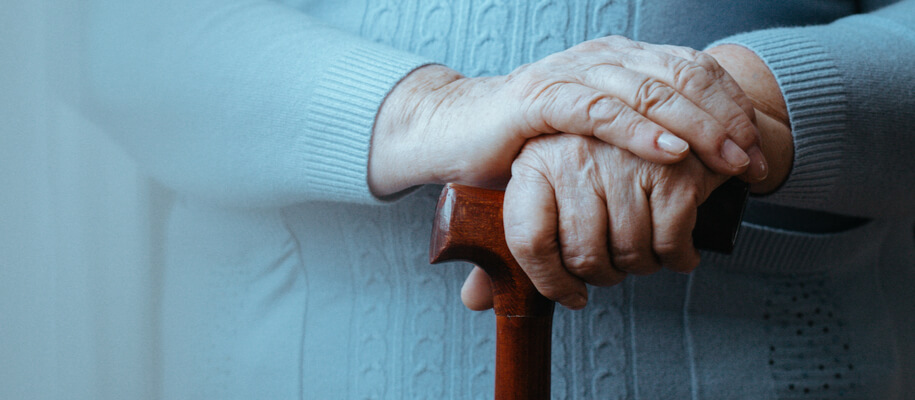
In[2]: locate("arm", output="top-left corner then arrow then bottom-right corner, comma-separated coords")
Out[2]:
369,38 -> 770,198
462,1 -> 915,310
81,0 -> 435,207
82,2 -> 764,207
704,45 -> 793,196
707,0 -> 915,218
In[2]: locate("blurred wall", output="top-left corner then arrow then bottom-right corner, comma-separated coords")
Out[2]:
1,1 -> 161,398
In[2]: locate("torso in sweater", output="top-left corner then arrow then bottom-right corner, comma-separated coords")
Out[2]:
157,1 -> 915,398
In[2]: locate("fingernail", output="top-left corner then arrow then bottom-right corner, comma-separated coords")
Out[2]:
560,293 -> 588,310
721,139 -> 750,170
657,132 -> 689,156
746,145 -> 769,182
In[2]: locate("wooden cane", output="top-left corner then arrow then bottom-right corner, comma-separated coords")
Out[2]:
429,179 -> 748,399
430,184 -> 554,399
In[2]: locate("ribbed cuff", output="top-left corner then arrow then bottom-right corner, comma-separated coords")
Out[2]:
700,218 -> 885,275
709,29 -> 849,206
300,43 -> 434,205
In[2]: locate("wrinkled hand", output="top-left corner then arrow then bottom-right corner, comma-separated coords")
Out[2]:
706,44 -> 793,194
369,36 -> 766,196
461,134 -> 729,311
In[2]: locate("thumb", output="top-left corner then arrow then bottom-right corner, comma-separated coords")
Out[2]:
461,266 -> 494,311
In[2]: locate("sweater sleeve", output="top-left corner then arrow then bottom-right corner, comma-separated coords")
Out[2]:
709,0 -> 915,219
80,0 -> 434,207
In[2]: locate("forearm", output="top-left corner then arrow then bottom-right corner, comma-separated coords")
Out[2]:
707,0 -> 915,218
81,0 -> 432,207
705,45 -> 794,195
370,37 -> 780,202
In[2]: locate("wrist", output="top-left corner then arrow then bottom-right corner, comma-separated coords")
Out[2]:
706,44 -> 793,194
369,64 -> 464,196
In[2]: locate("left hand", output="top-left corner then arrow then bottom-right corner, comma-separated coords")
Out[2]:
705,44 -> 792,194
370,37 -> 768,197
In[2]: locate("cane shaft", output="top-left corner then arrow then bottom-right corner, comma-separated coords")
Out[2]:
430,183 -> 554,399
429,180 -> 747,399
495,315 -> 553,399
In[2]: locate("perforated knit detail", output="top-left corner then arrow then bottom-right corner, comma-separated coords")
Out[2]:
765,274 -> 858,399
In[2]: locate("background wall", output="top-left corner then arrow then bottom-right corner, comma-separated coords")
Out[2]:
1,1 -> 162,398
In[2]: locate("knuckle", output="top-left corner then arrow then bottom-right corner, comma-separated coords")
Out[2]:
611,244 -> 649,271
572,94 -> 599,122
521,236 -> 561,262
634,78 -> 676,113
611,243 -> 656,274
672,186 -> 703,211
726,116 -> 759,147
563,252 -> 605,278
671,58 -> 714,94
693,51 -> 723,75
653,239 -> 684,259
587,97 -> 623,126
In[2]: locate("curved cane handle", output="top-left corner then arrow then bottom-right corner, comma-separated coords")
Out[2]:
430,183 -> 553,400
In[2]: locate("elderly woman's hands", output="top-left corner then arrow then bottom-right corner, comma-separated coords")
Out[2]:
462,134 -> 729,310
368,36 -> 767,196
458,44 -> 794,311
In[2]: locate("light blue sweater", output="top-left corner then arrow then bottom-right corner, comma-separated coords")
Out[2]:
81,0 -> 915,398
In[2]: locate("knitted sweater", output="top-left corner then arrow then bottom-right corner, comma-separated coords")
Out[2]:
81,0 -> 915,398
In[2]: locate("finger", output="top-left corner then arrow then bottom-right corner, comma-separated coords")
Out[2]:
649,187 -> 702,273
607,179 -> 660,275
461,267 -> 494,311
565,36 -> 757,131
553,174 -> 623,287
562,42 -> 762,178
580,65 -> 752,176
629,43 -> 757,124
524,82 -> 690,164
504,152 -> 589,310
583,37 -> 758,141
635,44 -> 769,182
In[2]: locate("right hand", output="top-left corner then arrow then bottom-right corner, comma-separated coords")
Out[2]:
463,134 -> 729,311
369,35 -> 767,196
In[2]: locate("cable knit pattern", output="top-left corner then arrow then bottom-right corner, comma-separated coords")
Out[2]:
590,0 -> 633,39
133,0 -> 915,399
353,2 -> 639,398
348,216 -> 395,399
399,191 -> 452,399
360,0 -> 636,76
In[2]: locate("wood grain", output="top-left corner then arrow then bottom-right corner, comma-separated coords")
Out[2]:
429,178 -> 747,399
430,183 -> 553,400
